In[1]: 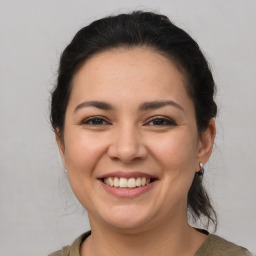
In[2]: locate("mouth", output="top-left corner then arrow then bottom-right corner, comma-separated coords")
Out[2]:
100,176 -> 157,188
97,172 -> 158,197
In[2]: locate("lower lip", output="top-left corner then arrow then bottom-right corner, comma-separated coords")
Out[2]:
100,181 -> 155,198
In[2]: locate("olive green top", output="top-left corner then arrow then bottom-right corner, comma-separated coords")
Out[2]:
48,231 -> 252,256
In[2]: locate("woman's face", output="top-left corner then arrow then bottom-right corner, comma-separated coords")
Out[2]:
58,47 -> 214,232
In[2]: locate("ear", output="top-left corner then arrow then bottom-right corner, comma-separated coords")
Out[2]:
55,129 -> 67,169
195,119 -> 216,172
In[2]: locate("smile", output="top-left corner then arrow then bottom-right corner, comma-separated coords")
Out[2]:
98,172 -> 158,197
103,177 -> 151,188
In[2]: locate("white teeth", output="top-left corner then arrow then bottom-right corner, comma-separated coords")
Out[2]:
120,178 -> 128,187
114,177 -> 119,187
135,177 -> 142,186
109,177 -> 114,186
128,178 -> 136,188
103,177 -> 152,188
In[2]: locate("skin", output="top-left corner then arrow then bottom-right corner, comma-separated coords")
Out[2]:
57,47 -> 216,256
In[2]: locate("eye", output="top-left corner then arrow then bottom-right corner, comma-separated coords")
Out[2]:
146,116 -> 177,126
81,116 -> 110,126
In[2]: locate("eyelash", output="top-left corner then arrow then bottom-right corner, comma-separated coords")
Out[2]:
81,116 -> 110,126
145,116 -> 177,126
81,116 -> 176,127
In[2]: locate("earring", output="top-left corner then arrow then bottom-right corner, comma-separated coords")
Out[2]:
64,169 -> 67,173
198,162 -> 204,176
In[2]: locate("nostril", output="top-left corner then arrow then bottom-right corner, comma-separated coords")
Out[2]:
107,136 -> 147,163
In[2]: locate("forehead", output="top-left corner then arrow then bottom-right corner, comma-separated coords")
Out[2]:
70,47 -> 191,107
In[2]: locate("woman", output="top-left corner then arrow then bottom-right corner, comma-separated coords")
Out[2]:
49,11 -> 251,256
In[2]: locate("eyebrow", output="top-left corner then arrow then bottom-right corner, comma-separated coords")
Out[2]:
138,100 -> 184,112
74,100 -> 184,113
74,101 -> 114,113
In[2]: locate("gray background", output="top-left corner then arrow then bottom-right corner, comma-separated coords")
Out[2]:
0,0 -> 255,255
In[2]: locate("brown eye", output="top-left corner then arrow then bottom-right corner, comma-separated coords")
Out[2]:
147,117 -> 177,126
82,116 -> 110,125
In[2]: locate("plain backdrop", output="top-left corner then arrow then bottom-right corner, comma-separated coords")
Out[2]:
0,0 -> 255,255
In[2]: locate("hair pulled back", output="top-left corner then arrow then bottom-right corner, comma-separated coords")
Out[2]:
50,11 -> 217,229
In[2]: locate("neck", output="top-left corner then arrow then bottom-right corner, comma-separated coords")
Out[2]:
81,216 -> 207,256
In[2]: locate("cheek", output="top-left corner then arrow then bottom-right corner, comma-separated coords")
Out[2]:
149,129 -> 198,175
62,130 -> 109,209
150,130 -> 198,208
63,130 -> 106,175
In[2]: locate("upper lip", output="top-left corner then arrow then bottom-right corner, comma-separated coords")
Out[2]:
97,171 -> 158,180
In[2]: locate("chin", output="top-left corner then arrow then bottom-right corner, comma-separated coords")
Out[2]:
97,205 -> 155,232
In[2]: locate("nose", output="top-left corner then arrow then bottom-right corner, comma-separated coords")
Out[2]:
107,125 -> 147,163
